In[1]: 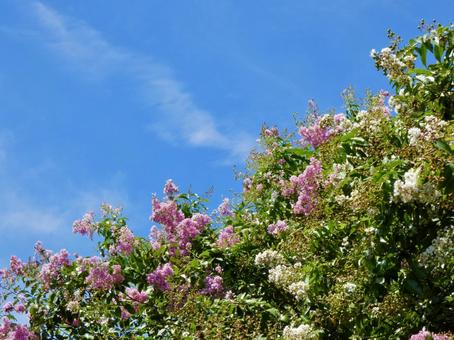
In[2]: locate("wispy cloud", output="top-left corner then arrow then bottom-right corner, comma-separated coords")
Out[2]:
0,132 -> 129,234
0,182 -> 130,234
32,1 -> 254,161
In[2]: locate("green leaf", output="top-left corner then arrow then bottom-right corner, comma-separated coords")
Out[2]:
434,140 -> 453,155
443,163 -> 454,194
434,44 -> 443,62
417,44 -> 427,66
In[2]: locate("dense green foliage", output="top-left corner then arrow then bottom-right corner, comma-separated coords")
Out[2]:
1,23 -> 453,339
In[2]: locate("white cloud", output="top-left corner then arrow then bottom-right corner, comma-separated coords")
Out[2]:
0,141 -> 129,234
0,184 -> 130,234
32,1 -> 254,161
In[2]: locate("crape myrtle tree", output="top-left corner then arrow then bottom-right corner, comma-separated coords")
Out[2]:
1,23 -> 453,339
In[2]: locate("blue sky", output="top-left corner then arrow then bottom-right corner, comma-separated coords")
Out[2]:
0,0 -> 452,265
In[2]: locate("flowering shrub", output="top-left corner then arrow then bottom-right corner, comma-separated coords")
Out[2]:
0,23 -> 453,339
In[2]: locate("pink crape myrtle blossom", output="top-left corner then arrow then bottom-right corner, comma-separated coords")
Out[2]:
299,121 -> 331,148
217,198 -> 233,217
147,263 -> 174,291
120,306 -> 131,320
0,321 -> 36,340
168,213 -> 210,256
12,325 -> 36,340
149,225 -> 163,250
151,189 -> 211,256
40,249 -> 71,289
163,179 -> 179,198
2,302 -> 14,313
0,317 -> 11,337
34,241 -> 52,261
291,157 -> 323,215
14,304 -> 26,313
299,112 -> 348,149
110,226 -> 136,255
200,275 -> 224,297
267,220 -> 288,236
374,90 -> 391,116
263,127 -> 279,137
9,256 -> 24,275
151,197 -> 185,230
217,226 -> 240,248
125,287 -> 148,304
243,178 -> 252,192
85,262 -> 124,290
410,329 -> 450,340
72,212 -> 96,239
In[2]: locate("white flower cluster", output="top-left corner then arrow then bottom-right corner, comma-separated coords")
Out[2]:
343,282 -> 356,294
283,323 -> 315,340
334,180 -> 365,212
419,225 -> 454,275
353,107 -> 390,134
388,95 -> 403,114
393,168 -> 440,204
268,264 -> 299,287
66,300 -> 80,313
288,281 -> 308,300
254,250 -> 285,267
407,115 -> 447,146
256,250 -> 308,301
370,47 -> 410,82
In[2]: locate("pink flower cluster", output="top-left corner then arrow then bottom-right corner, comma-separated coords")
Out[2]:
410,329 -> 450,340
110,226 -> 136,255
120,306 -> 131,320
149,225 -> 163,250
299,113 -> 347,149
85,262 -> 124,290
125,287 -> 148,303
200,275 -> 224,297
9,256 -> 24,276
163,179 -> 179,198
2,302 -> 25,314
373,90 -> 391,116
40,249 -> 71,289
289,157 -> 323,215
171,214 -> 211,255
151,187 -> 211,256
217,226 -> 240,248
267,220 -> 288,236
75,256 -> 100,272
0,318 -> 35,340
147,263 -> 174,291
263,127 -> 279,137
34,241 -> 52,261
151,197 -> 185,230
217,198 -> 233,217
72,212 -> 96,239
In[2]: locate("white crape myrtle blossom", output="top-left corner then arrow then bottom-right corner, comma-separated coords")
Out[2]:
288,281 -> 308,300
407,115 -> 448,147
283,323 -> 316,340
343,282 -> 356,294
256,251 -> 309,301
393,168 -> 419,203
393,168 -> 440,204
388,95 -> 403,114
422,115 -> 448,141
370,47 -> 410,83
352,107 -> 390,134
419,225 -> 454,274
407,127 -> 422,146
254,250 -> 285,267
66,300 -> 80,313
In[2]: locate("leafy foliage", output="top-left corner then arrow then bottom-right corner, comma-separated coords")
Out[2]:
1,23 -> 453,339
